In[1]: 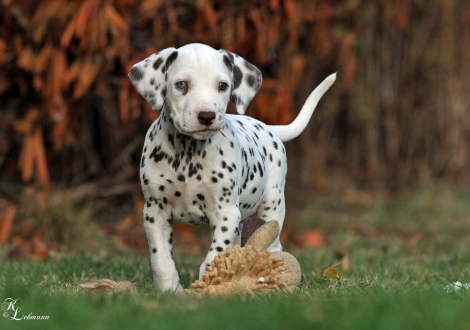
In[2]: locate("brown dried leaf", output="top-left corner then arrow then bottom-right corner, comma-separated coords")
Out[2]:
322,265 -> 340,279
80,280 -> 136,294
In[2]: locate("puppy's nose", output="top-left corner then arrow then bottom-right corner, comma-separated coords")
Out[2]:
198,111 -> 216,126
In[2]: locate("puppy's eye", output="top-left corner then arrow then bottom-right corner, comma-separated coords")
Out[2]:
175,81 -> 188,90
218,82 -> 228,91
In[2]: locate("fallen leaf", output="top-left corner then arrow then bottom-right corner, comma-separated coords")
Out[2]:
80,279 -> 136,294
322,265 -> 340,279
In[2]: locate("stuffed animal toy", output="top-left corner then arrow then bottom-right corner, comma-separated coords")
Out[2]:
80,218 -> 301,296
187,218 -> 301,296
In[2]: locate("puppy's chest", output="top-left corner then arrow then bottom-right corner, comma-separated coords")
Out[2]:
141,136 -> 238,224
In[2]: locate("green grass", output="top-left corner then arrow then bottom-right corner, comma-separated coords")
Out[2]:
2,189 -> 470,329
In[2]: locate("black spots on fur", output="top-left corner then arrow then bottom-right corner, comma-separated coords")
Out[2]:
233,65 -> 243,89
219,149 -> 224,156
224,240 -> 231,245
166,179 -> 173,184
129,66 -> 144,82
142,174 -> 149,185
221,160 -> 227,168
196,174 -> 202,181
221,226 -> 228,232
235,227 -> 240,235
269,154 -> 273,162
163,51 -> 178,73
230,141 -> 234,148
223,217 -> 228,221
197,193 -> 205,201
244,60 -> 258,73
227,166 -> 233,173
222,55 -> 232,72
140,156 -> 145,168
216,246 -> 224,252
188,163 -> 197,178
152,248 -> 157,253
273,141 -> 278,150
217,172 -> 224,179
246,74 -> 258,88
250,173 -> 255,181
211,177 -> 218,183
149,146 -> 165,163
167,218 -> 173,225
153,57 -> 163,71
163,197 -> 168,204
278,160 -> 282,167
159,185 -> 165,191
167,134 -> 175,148
168,233 -> 173,244
149,78 -> 155,86
257,162 -> 264,177
158,203 -> 163,210
264,206 -> 271,211
269,131 -> 273,138
278,199 -> 282,205
252,187 -> 257,194
174,191 -> 181,197
177,173 -> 185,182
161,87 -> 167,99
202,150 -> 207,158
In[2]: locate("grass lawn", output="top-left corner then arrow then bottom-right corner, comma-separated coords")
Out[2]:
1,188 -> 470,329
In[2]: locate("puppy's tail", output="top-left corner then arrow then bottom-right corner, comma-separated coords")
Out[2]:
268,73 -> 336,142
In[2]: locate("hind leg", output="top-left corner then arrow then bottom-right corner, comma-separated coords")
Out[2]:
254,185 -> 286,252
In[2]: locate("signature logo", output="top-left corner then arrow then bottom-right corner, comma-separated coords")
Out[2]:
2,298 -> 49,321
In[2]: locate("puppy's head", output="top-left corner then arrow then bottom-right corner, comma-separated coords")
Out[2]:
129,43 -> 262,140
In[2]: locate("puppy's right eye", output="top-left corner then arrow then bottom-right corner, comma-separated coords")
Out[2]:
175,81 -> 188,90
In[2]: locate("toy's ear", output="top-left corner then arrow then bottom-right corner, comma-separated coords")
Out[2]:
243,219 -> 279,250
218,49 -> 262,115
128,47 -> 178,110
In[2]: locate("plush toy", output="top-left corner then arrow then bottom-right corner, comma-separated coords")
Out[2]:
80,218 -> 301,296
187,218 -> 301,296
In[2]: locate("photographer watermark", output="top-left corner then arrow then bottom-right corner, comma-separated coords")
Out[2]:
2,298 -> 49,321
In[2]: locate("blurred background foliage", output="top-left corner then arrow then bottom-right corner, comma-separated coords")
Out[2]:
0,0 -> 470,256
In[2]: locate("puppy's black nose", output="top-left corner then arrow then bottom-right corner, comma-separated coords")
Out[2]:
198,111 -> 216,126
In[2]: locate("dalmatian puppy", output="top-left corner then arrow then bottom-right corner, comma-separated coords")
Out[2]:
129,43 -> 335,292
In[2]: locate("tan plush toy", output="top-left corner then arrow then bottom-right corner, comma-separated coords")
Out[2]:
187,218 -> 301,296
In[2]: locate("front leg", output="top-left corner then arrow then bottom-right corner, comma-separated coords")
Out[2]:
199,207 -> 242,278
143,201 -> 181,292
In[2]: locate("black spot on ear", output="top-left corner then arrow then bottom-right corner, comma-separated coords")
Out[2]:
223,55 -> 233,72
246,74 -> 257,88
153,57 -> 163,71
244,61 -> 257,72
233,65 -> 243,89
164,51 -> 178,73
129,66 -> 144,82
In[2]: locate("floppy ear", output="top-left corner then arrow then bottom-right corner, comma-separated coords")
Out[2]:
219,49 -> 262,115
128,47 -> 178,110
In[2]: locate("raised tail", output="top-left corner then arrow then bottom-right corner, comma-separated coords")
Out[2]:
268,73 -> 336,142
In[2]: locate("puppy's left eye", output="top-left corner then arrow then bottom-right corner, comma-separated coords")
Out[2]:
218,82 -> 228,91
175,81 -> 188,90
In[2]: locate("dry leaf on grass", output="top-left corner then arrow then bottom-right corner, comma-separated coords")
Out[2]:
80,279 -> 136,294
322,265 -> 340,279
